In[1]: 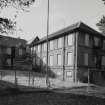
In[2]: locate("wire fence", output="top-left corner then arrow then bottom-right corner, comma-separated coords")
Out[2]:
0,70 -> 47,88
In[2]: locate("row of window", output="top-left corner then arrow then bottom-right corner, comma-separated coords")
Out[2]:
38,52 -> 73,66
84,34 -> 105,48
82,53 -> 105,66
31,34 -> 73,53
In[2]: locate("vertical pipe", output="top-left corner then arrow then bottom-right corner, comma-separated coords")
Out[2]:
46,0 -> 50,88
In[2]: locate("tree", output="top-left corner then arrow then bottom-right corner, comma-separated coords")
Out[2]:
0,0 -> 35,34
96,0 -> 105,34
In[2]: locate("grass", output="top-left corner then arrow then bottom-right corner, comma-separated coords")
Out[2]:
0,80 -> 105,105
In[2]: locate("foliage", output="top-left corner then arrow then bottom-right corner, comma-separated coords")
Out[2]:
96,1 -> 105,34
0,0 -> 35,34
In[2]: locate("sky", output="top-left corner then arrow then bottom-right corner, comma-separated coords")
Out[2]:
1,0 -> 105,42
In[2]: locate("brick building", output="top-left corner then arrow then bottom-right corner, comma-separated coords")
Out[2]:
30,22 -> 105,85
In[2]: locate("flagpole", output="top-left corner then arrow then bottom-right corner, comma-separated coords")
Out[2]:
46,0 -> 50,88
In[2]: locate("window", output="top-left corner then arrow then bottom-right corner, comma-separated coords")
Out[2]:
49,55 -> 53,66
19,49 -> 22,55
66,71 -> 72,77
7,59 -> 11,66
57,38 -> 62,48
7,48 -> 11,55
68,34 -> 73,46
43,43 -> 47,51
94,37 -> 99,46
33,47 -> 36,54
84,53 -> 88,66
102,56 -> 105,66
33,57 -> 36,65
67,52 -> 73,65
57,54 -> 62,65
85,34 -> 89,46
50,40 -> 53,50
103,40 -> 105,49
43,57 -> 46,65
37,45 -> 40,52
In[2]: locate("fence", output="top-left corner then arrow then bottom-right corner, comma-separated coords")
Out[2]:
0,70 -> 47,88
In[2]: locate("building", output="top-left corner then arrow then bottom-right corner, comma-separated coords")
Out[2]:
0,35 -> 27,69
30,22 -> 105,85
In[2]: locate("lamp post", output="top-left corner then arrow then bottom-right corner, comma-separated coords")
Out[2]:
46,0 -> 50,88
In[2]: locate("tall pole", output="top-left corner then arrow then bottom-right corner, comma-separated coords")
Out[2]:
46,0 -> 50,88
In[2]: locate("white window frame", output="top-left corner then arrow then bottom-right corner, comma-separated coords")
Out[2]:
49,55 -> 53,66
50,40 -> 53,50
68,34 -> 73,46
67,52 -> 73,65
57,37 -> 62,48
57,54 -> 62,65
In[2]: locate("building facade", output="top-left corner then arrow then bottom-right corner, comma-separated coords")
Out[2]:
0,35 -> 27,69
30,22 -> 105,85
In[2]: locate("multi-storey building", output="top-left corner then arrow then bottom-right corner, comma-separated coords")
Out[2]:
30,22 -> 105,85
0,35 -> 27,69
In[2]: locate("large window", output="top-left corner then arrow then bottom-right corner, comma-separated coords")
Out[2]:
37,45 -> 40,52
94,37 -> 99,46
102,56 -> 105,66
57,38 -> 62,48
67,52 -> 73,65
43,43 -> 47,51
49,55 -> 53,66
43,57 -> 46,65
49,40 -> 53,50
57,54 -> 62,65
68,34 -> 73,46
84,53 -> 88,66
85,34 -> 89,46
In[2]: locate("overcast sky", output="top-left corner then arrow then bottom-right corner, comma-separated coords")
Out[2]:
1,0 -> 105,41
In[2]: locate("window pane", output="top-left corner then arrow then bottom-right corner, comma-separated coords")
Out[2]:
44,43 -> 47,51
49,55 -> 53,66
67,52 -> 73,65
19,49 -> 22,55
57,54 -> 62,65
50,40 -> 53,50
68,34 -> 73,46
38,45 -> 40,52
66,71 -> 72,77
58,38 -> 62,48
85,34 -> 89,46
84,53 -> 88,65
7,59 -> 11,66
43,57 -> 46,65
94,37 -> 99,46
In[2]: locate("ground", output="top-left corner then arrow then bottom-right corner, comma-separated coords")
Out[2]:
0,80 -> 105,105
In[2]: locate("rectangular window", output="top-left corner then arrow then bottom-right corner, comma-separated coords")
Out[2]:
57,54 -> 62,65
38,45 -> 40,52
67,52 -> 73,65
68,34 -> 73,46
66,71 -> 72,77
33,57 -> 36,65
57,38 -> 62,48
94,37 -> 99,46
43,57 -> 46,65
7,48 -> 11,55
43,43 -> 47,51
50,40 -> 53,50
85,34 -> 89,46
49,55 -> 53,66
102,56 -> 105,66
84,53 -> 88,66
7,59 -> 11,66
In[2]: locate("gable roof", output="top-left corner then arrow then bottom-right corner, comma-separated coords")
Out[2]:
0,35 -> 27,47
30,21 -> 104,46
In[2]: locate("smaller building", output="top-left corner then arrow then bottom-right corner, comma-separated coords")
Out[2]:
0,35 -> 27,69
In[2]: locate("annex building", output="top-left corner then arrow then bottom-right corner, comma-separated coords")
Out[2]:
30,22 -> 105,85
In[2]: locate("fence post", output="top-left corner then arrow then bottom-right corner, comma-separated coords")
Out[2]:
28,71 -> 31,86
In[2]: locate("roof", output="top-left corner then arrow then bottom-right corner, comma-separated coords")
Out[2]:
30,21 -> 105,46
0,35 -> 27,47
